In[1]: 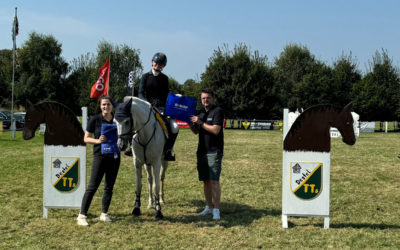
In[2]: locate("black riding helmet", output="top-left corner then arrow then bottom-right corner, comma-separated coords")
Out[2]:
152,52 -> 167,66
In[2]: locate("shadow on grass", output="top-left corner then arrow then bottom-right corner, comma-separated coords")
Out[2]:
329,223 -> 400,230
109,200 -> 280,228
107,200 -> 280,228
0,138 -> 19,142
283,218 -> 400,230
163,200 -> 280,228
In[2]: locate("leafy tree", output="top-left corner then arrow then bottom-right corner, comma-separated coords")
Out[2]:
201,44 -> 233,115
0,49 -> 13,107
353,49 -> 400,121
273,44 -> 318,111
168,77 -> 183,94
95,40 -> 142,103
294,62 -> 333,109
182,78 -> 202,108
15,32 -> 68,107
65,52 -> 98,113
201,44 -> 276,119
331,53 -> 361,107
180,79 -> 202,109
66,42 -> 142,114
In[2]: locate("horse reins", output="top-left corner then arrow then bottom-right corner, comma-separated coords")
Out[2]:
118,104 -> 152,138
134,105 -> 153,134
121,105 -> 157,164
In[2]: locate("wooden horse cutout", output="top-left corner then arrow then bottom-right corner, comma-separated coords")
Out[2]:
282,103 -> 356,229
23,100 -> 85,146
22,100 -> 86,218
284,103 -> 356,152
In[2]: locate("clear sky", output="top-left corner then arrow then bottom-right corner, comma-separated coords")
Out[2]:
1,0 -> 399,83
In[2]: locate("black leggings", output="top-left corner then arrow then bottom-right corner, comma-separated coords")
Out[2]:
80,155 -> 120,215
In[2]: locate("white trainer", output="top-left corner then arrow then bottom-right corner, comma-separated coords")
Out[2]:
77,214 -> 89,226
100,213 -> 112,222
197,205 -> 212,215
212,208 -> 220,220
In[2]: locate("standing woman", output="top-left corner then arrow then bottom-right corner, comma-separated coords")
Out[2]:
77,95 -> 121,226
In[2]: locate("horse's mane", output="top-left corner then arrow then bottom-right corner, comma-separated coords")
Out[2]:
131,96 -> 151,107
36,101 -> 84,135
287,104 -> 342,136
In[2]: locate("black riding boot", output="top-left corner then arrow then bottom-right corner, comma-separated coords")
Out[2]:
164,132 -> 177,161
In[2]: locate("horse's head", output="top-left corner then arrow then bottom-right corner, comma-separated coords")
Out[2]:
114,98 -> 133,151
23,100 -> 45,140
334,103 -> 356,146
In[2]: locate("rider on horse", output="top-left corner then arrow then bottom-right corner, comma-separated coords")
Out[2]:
137,52 -> 178,161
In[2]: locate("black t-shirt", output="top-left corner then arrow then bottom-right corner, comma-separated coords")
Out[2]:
196,106 -> 224,155
86,113 -> 115,156
138,71 -> 169,108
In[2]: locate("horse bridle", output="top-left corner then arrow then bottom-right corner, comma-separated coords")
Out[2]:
118,105 -> 157,163
118,105 -> 152,139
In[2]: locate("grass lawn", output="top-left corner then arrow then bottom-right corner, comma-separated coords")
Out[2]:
0,129 -> 399,249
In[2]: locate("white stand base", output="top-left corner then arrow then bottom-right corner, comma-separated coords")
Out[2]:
324,216 -> 330,229
282,214 -> 330,229
282,214 -> 288,228
43,206 -> 48,219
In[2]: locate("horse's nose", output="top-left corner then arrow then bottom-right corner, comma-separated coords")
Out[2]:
342,137 -> 356,146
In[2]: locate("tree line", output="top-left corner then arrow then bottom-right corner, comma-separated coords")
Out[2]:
0,32 -> 399,121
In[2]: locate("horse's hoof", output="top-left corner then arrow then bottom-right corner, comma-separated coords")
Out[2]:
132,207 -> 141,217
155,210 -> 164,220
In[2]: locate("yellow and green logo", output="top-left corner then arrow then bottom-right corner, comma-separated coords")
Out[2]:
242,121 -> 250,129
290,162 -> 322,200
51,157 -> 80,192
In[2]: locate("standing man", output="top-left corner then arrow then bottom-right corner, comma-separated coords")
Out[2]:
137,52 -> 178,161
190,88 -> 224,220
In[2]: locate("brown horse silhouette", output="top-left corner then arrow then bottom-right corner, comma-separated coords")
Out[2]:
23,101 -> 85,146
284,103 -> 356,152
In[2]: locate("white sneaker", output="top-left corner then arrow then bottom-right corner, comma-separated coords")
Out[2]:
197,205 -> 212,215
212,208 -> 220,220
100,212 -> 112,222
77,214 -> 89,226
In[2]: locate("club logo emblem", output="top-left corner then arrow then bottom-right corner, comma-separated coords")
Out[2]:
51,157 -> 80,192
290,162 -> 322,200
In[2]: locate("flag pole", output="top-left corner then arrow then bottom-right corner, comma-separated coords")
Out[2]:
11,7 -> 17,139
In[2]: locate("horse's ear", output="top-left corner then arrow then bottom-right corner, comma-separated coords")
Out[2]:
26,100 -> 34,110
110,98 -> 119,109
343,102 -> 352,113
126,97 -> 132,106
123,98 -> 132,112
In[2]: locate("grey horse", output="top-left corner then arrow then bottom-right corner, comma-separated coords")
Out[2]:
114,97 -> 168,219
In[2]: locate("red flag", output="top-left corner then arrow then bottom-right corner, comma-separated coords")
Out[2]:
90,58 -> 110,98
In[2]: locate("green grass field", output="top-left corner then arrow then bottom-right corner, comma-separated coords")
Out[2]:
0,129 -> 399,249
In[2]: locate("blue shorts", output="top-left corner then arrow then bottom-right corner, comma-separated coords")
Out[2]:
197,152 -> 223,181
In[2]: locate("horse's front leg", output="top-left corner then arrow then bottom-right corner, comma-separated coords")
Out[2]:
160,160 -> 168,204
132,159 -> 143,217
153,160 -> 163,220
145,164 -> 154,209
